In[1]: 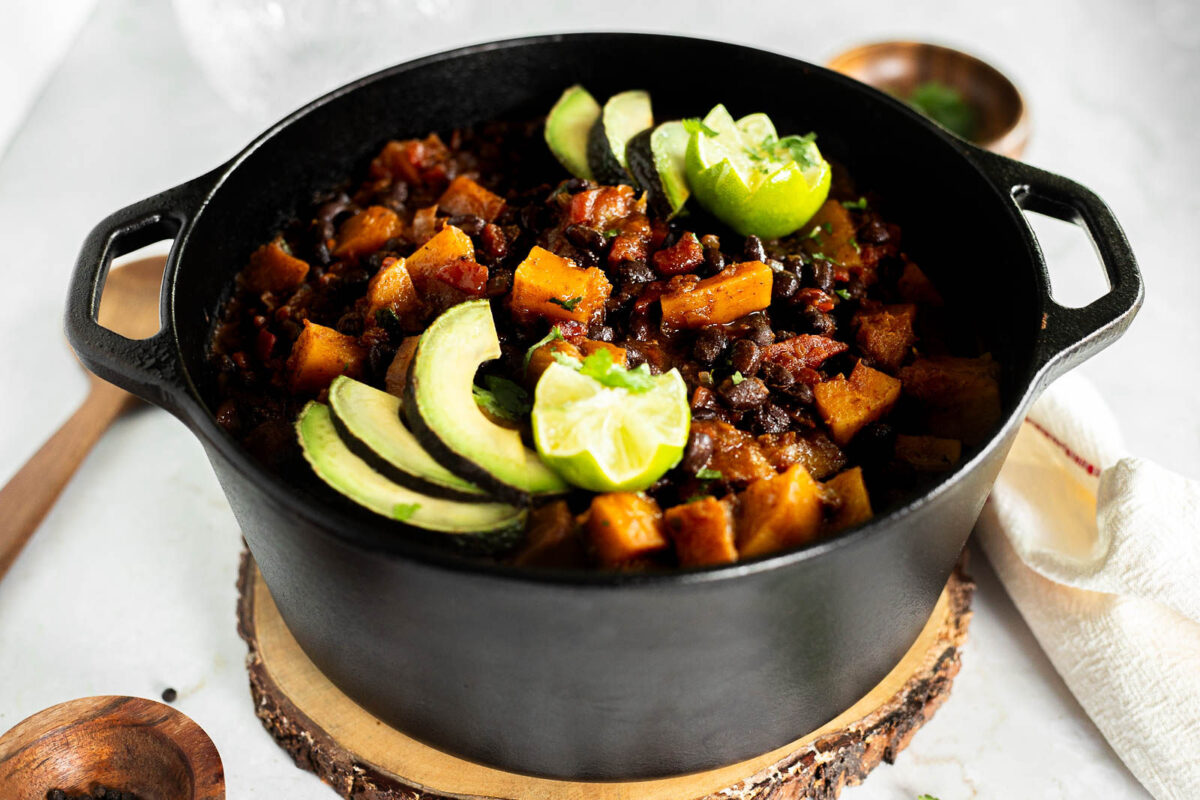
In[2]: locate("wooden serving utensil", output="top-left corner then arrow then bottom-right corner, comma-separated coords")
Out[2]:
0,256 -> 165,581
0,695 -> 225,799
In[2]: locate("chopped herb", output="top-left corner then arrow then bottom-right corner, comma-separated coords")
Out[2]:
850,236 -> 861,254
549,295 -> 582,312
805,226 -> 823,240
774,132 -> 818,168
696,468 -> 724,481
834,288 -> 852,300
731,371 -> 745,385
473,376 -> 531,422
604,228 -> 621,238
392,503 -> 420,521
524,326 -> 564,367
908,81 -> 977,140
822,222 -> 833,234
684,494 -> 709,504
553,347 -> 656,393
374,307 -> 404,335
682,117 -> 719,137
811,251 -> 843,266
842,196 -> 868,210
811,251 -> 826,260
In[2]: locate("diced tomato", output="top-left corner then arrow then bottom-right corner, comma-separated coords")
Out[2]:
369,135 -> 453,187
567,185 -> 635,228
763,334 -> 848,368
795,287 -> 836,313
255,327 -> 277,361
652,232 -> 705,275
432,259 -> 488,294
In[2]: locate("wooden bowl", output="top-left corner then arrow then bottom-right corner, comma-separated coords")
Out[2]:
828,41 -> 1029,158
0,696 -> 225,800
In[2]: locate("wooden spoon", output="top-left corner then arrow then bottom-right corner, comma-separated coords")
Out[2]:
0,256 -> 165,581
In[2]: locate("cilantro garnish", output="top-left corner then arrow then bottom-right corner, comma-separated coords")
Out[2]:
392,503 -> 420,521
549,295 -> 582,312
554,348 -> 656,393
604,228 -> 621,238
696,467 -> 724,480
834,288 -> 852,301
682,117 -> 719,137
730,371 -> 745,385
773,133 -> 818,168
842,196 -> 868,210
473,376 -> 531,422
524,326 -> 564,367
850,236 -> 861,253
805,226 -> 823,240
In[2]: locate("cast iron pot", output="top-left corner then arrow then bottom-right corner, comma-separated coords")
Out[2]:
66,34 -> 1142,780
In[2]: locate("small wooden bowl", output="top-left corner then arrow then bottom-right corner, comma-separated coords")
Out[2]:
0,696 -> 225,800
828,41 -> 1029,158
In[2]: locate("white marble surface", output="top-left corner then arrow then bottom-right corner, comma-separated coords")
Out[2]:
1,0 -> 1196,797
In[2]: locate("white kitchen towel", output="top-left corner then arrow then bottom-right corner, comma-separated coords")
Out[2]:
976,372 -> 1200,800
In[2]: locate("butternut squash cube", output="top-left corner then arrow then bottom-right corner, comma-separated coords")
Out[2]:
852,303 -> 917,372
437,175 -> 506,222
405,225 -> 475,288
587,493 -> 669,567
243,239 -> 309,293
894,434 -> 962,471
664,496 -> 738,567
822,467 -> 873,534
332,206 -> 402,259
579,339 -> 627,366
526,337 -> 582,384
513,500 -> 587,568
659,261 -> 773,329
365,257 -> 420,327
813,361 -> 902,446
899,356 -> 1001,444
802,199 -> 862,271
736,464 -> 824,558
511,246 -> 612,324
287,320 -> 366,393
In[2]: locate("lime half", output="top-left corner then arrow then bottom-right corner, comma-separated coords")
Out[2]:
532,363 -> 689,492
685,104 -> 832,239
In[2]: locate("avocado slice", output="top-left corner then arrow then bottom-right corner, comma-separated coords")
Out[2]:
586,90 -> 654,185
328,375 -> 487,501
296,402 -> 526,539
627,120 -> 690,217
545,84 -> 601,180
404,300 -> 570,503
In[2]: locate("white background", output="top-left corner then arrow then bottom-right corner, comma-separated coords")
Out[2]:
1,1 -> 1196,797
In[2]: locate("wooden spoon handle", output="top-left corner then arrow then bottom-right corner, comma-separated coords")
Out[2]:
0,382 -> 136,581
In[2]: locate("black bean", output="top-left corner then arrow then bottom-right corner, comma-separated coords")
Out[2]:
312,239 -> 331,266
800,306 -> 836,336
335,311 -> 364,337
775,329 -> 797,341
316,196 -> 354,240
588,324 -> 615,342
616,259 -> 656,283
161,687 -> 177,703
565,223 -> 607,251
772,270 -> 800,300
852,421 -> 896,465
519,204 -> 544,231
858,219 -> 891,244
719,376 -> 770,410
384,180 -> 409,209
623,343 -> 647,369
730,339 -> 762,377
751,403 -> 792,434
787,381 -> 816,406
574,249 -> 600,268
743,234 -> 767,263
48,790 -> 67,800
691,407 -> 718,421
629,315 -> 654,341
844,276 -> 868,301
747,315 -> 774,346
606,282 -> 642,315
368,342 -> 397,379
760,361 -> 795,389
564,177 -> 590,193
812,259 -> 835,293
692,328 -> 727,364
486,267 -> 514,296
447,214 -> 486,236
704,246 -> 726,275
681,431 -> 715,474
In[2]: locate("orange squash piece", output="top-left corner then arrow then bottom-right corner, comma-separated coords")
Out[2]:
586,493 -> 669,567
659,261 -> 773,329
437,175 -> 506,222
813,361 -> 902,446
405,225 -> 475,288
364,257 -> 420,327
511,246 -> 612,324
822,467 -> 873,534
664,497 -> 737,567
332,206 -> 402,259
243,239 -> 309,293
736,464 -> 824,558
286,320 -> 366,393
526,337 -> 582,384
899,355 -> 1001,444
513,500 -> 587,568
578,339 -> 627,366
852,303 -> 917,372
802,199 -> 863,272
894,434 -> 962,471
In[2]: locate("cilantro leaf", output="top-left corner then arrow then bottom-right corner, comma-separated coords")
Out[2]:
850,235 -> 861,254
834,288 -> 852,300
805,225 -> 823,240
473,376 -> 531,422
392,503 -> 421,521
524,326 -> 564,367
730,371 -> 745,385
774,132 -> 818,168
842,196 -> 868,210
554,347 -> 657,393
604,228 -> 621,238
696,467 -> 723,480
549,295 -> 582,312
682,117 -> 719,137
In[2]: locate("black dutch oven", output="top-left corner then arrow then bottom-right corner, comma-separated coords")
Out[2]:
66,34 -> 1142,780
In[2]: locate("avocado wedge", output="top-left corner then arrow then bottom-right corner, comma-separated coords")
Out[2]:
545,84 -> 601,180
296,402 -> 526,540
586,90 -> 654,185
626,120 -> 690,217
404,300 -> 570,503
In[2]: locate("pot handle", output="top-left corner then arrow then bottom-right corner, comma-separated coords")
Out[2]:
65,172 -> 216,415
969,148 -> 1144,385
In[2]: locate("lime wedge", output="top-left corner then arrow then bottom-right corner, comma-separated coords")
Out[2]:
685,105 -> 831,239
532,363 -> 689,492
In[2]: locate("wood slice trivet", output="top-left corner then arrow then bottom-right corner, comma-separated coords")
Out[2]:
237,550 -> 973,800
